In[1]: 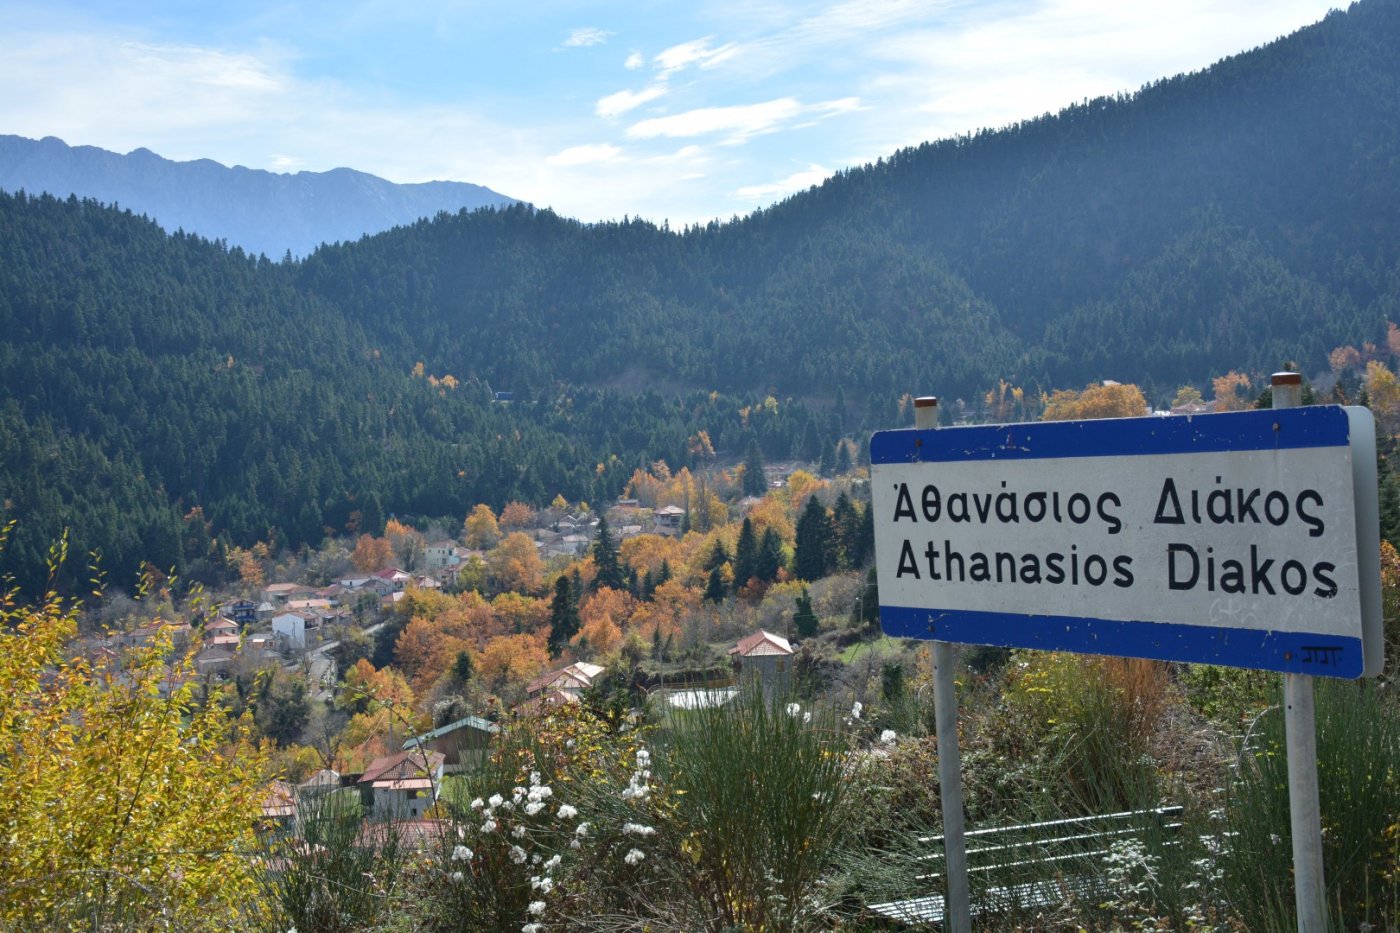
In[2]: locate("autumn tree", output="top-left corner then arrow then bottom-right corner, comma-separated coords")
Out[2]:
0,564 -> 268,928
477,632 -> 550,696
385,517 -> 425,571
499,500 -> 536,530
464,503 -> 502,549
351,533 -> 394,573
486,532 -> 544,594
1366,360 -> 1400,435
1211,371 -> 1253,412
1041,382 -> 1148,421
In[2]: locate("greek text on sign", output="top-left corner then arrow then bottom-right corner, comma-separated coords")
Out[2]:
870,406 -> 1382,677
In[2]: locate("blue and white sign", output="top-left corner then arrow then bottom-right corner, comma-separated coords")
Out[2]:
870,406 -> 1383,677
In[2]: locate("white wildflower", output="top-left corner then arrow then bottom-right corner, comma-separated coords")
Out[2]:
622,822 -> 656,837
624,848 -> 645,865
528,899 -> 546,916
470,797 -> 485,810
557,803 -> 578,819
488,793 -> 504,808
522,925 -> 542,933
450,871 -> 463,883
532,876 -> 554,894
880,729 -> 897,745
525,801 -> 546,816
575,822 -> 590,838
851,701 -> 863,719
786,702 -> 801,717
803,711 -> 811,724
481,819 -> 498,833
452,845 -> 473,861
544,854 -> 561,870
530,771 -> 542,787
635,748 -> 650,766
512,825 -> 528,838
509,845 -> 527,864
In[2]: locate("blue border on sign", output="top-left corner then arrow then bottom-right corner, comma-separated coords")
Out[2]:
870,407 -> 1350,466
880,605 -> 1363,677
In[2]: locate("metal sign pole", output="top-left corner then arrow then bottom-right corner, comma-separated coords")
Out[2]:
1272,372 -> 1327,932
914,396 -> 971,933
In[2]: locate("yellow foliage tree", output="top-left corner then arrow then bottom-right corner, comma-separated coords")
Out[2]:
1365,360 -> 1400,435
1041,382 -> 1148,421
486,532 -> 544,594
0,563 -> 268,928
1211,371 -> 1253,412
464,503 -> 502,549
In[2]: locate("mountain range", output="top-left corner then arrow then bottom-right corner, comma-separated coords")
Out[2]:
2,0 -> 1399,595
0,134 -> 517,258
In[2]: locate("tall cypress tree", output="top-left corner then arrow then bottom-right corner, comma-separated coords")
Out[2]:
591,513 -> 625,591
831,491 -> 860,570
704,566 -> 727,603
704,537 -> 731,573
793,495 -> 834,581
793,587 -> 819,639
755,529 -> 785,582
742,438 -> 767,497
733,517 -> 758,591
548,574 -> 581,655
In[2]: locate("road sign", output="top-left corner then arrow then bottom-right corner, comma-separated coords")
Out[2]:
870,406 -> 1383,677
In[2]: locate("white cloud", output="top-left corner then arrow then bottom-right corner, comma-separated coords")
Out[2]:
563,27 -> 612,48
734,163 -> 832,201
546,143 -> 622,166
626,97 -> 858,143
624,50 -> 644,70
595,85 -> 667,119
653,37 -> 739,74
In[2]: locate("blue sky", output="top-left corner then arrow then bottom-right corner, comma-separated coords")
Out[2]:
1,0 -> 1339,225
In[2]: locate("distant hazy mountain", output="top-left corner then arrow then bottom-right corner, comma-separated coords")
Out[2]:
0,134 -> 517,258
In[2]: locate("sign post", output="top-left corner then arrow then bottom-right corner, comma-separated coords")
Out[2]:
1273,373 -> 1326,932
870,384 -> 1382,931
915,397 -> 971,933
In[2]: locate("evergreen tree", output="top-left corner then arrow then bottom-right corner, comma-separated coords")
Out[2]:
704,566 -> 727,603
1380,455 -> 1400,550
835,439 -> 852,475
548,573 -> 581,655
657,559 -> 673,587
793,495 -> 834,581
591,513 -> 625,591
818,442 -> 834,478
742,438 -> 767,497
831,492 -> 860,570
755,529 -> 785,582
793,587 -> 819,639
848,499 -> 875,569
733,517 -> 758,591
704,537 -> 731,573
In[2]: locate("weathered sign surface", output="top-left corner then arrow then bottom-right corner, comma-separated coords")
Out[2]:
870,406 -> 1382,677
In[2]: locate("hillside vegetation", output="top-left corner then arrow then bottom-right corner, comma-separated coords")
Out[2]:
4,0 -> 1400,594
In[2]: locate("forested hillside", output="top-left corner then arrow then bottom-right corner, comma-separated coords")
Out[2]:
3,0 -> 1400,595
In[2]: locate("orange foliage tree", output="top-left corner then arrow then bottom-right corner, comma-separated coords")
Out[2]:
351,534 -> 394,573
1211,371 -> 1253,412
477,632 -> 550,695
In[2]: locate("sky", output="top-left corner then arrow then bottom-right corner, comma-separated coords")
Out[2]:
0,0 -> 1341,227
